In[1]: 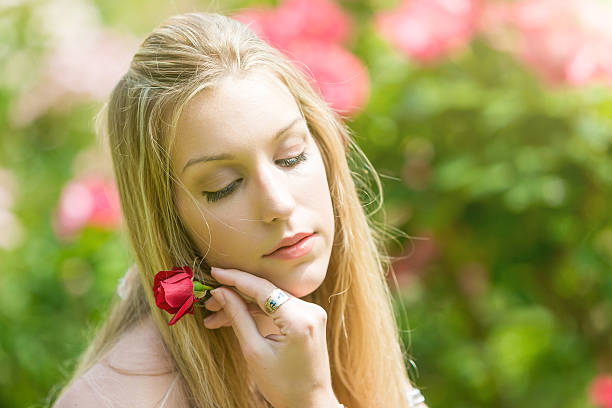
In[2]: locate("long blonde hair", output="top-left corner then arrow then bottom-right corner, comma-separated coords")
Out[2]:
55,12 -> 418,407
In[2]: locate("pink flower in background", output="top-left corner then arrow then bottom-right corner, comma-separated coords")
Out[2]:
274,0 -> 353,47
235,0 -> 353,50
9,0 -> 137,128
590,375 -> 612,408
233,8 -> 278,45
234,0 -> 369,117
11,29 -> 136,127
46,30 -> 135,101
53,175 -> 121,241
288,41 -> 370,115
374,0 -> 480,64
480,0 -> 612,86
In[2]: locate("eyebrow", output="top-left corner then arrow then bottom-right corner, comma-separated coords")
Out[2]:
181,116 -> 306,175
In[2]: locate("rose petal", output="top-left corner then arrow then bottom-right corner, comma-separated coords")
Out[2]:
154,287 -> 178,313
154,270 -> 178,288
161,276 -> 193,308
172,265 -> 193,277
163,272 -> 191,285
168,296 -> 195,326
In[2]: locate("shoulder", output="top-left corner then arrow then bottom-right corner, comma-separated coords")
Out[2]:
53,370 -> 186,408
54,316 -> 190,408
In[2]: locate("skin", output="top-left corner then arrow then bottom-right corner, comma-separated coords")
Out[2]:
172,69 -> 335,335
173,68 -> 334,298
171,70 -> 340,407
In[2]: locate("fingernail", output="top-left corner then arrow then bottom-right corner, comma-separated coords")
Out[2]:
211,267 -> 224,275
211,289 -> 225,306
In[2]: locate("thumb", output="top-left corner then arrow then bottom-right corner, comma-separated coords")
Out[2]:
212,288 -> 265,351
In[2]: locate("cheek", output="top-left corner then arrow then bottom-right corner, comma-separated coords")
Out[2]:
311,151 -> 332,202
176,191 -> 211,245
301,151 -> 334,226
177,191 -> 245,256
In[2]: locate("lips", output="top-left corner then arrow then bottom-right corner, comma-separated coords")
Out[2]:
265,232 -> 314,256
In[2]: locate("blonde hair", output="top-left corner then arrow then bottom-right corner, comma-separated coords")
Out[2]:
55,11 -> 418,407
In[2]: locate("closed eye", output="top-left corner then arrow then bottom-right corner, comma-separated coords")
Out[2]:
202,151 -> 309,203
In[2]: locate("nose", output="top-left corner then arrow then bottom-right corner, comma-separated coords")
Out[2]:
255,164 -> 296,223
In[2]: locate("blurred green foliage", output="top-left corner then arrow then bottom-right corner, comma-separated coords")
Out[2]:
0,1 -> 611,407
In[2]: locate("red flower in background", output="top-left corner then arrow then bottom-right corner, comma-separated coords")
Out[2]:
53,175 -> 121,240
234,0 -> 369,117
374,0 -> 480,64
590,375 -> 612,408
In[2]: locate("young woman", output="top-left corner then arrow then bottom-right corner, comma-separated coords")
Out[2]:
52,12 -> 427,408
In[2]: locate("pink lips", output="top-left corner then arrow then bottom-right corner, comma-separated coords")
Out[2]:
264,233 -> 316,260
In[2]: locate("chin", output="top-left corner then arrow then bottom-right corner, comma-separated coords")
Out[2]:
284,278 -> 325,299
283,261 -> 330,299
292,288 -> 314,299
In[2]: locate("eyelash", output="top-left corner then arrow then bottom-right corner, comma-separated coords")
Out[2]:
202,151 -> 309,203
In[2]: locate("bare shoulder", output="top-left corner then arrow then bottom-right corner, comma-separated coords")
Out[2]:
54,316 -> 190,408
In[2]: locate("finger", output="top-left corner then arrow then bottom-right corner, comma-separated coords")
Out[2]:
211,269 -> 256,303
205,298 -> 263,316
204,311 -> 226,329
204,296 -> 222,311
227,287 -> 256,304
211,267 -> 300,337
265,334 -> 285,342
211,288 -> 267,352
204,289 -> 261,312
211,267 -> 293,314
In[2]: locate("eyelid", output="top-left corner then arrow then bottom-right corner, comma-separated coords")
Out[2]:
201,149 -> 309,203
205,149 -> 305,188
201,142 -> 306,185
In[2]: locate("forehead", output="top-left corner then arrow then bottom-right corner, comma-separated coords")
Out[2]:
174,71 -> 302,156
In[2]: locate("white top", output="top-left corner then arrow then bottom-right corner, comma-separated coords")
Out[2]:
404,385 -> 426,407
53,315 -> 189,408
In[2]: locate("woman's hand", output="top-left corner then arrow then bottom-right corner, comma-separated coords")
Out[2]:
202,266 -> 339,408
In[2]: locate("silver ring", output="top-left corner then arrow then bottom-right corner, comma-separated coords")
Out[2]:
264,288 -> 289,315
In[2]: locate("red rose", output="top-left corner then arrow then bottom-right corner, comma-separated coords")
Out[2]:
153,266 -> 197,325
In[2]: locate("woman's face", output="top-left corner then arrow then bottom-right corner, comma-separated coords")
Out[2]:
172,70 -> 335,299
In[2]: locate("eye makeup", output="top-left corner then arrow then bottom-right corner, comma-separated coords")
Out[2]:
202,151 -> 309,203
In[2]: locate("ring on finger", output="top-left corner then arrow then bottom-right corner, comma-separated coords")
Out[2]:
264,288 -> 290,315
